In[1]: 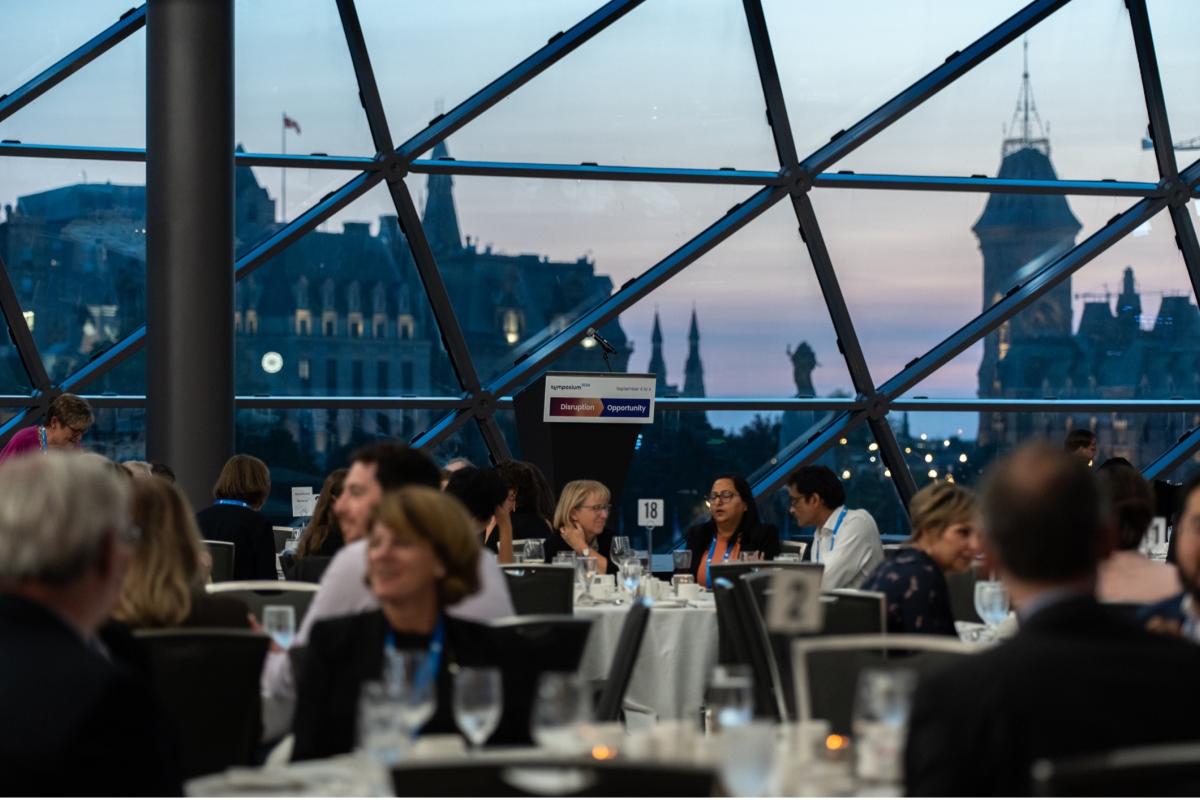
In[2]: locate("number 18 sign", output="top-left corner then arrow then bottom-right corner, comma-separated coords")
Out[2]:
638,498 -> 663,528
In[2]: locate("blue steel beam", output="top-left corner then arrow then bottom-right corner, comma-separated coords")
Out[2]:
750,411 -> 868,499
408,159 -> 782,186
811,173 -> 1160,198
395,0 -> 642,162
0,6 -> 146,125
0,142 -> 378,170
1145,427 -> 1200,481
799,0 -> 1069,177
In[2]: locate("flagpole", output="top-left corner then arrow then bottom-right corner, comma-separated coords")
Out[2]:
280,111 -> 287,223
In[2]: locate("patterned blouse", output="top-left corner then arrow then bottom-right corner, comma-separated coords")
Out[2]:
860,547 -> 957,636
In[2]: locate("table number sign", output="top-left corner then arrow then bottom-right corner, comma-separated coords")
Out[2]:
766,569 -> 824,634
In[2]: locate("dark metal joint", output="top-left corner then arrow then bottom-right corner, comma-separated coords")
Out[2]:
864,393 -> 890,420
383,155 -> 407,183
471,391 -> 497,418
787,167 -> 813,194
1162,178 -> 1190,208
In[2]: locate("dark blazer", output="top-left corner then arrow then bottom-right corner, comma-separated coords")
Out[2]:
0,595 -> 181,796
1139,591 -> 1187,625
292,610 -> 490,762
686,520 -> 781,574
905,595 -> 1200,796
196,503 -> 278,581
860,547 -> 957,636
542,528 -> 618,574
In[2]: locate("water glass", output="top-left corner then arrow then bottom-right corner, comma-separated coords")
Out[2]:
611,536 -> 632,567
717,721 -> 777,797
531,672 -> 591,754
852,669 -> 917,784
672,549 -> 693,573
553,552 -> 575,566
705,664 -> 754,732
775,552 -> 801,563
383,648 -> 438,736
357,680 -> 408,766
671,574 -> 695,598
262,605 -> 295,650
620,560 -> 643,596
523,539 -> 545,563
453,667 -> 503,749
739,550 -> 763,562
575,556 -> 599,605
974,580 -> 1010,636
511,552 -> 526,564
633,550 -> 651,573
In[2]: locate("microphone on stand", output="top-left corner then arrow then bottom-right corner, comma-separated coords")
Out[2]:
586,327 -> 618,354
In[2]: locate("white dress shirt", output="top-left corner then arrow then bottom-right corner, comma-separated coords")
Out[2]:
811,505 -> 884,590
261,538 -> 515,703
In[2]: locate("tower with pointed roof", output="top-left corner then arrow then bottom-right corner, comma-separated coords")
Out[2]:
975,41 -> 1081,444
422,140 -> 463,258
682,308 -> 706,398
647,311 -> 669,394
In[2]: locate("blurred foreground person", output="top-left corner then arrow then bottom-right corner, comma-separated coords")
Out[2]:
905,444 -> 1200,795
1095,463 -> 1179,604
1142,474 -> 1200,640
0,452 -> 180,795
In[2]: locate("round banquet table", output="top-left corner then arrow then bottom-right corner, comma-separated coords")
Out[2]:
574,599 -> 718,722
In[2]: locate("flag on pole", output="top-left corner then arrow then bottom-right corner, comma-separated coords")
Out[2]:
283,114 -> 302,135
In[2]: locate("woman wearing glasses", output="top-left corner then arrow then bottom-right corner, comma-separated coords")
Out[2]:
687,474 -> 780,588
542,479 -> 618,574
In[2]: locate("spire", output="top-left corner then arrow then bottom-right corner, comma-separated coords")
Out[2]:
422,140 -> 463,257
647,311 -> 668,392
682,308 -> 706,398
1002,38 -> 1050,157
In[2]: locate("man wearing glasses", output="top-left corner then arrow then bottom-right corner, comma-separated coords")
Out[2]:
786,465 -> 883,590
0,393 -> 94,463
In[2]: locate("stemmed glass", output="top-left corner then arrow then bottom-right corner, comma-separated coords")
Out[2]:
575,556 -> 599,606
453,667 -> 504,751
974,580 -> 1010,640
610,536 -> 632,569
383,648 -> 438,738
530,672 -> 591,754
262,605 -> 295,650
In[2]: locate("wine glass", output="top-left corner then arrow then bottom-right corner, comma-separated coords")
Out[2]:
852,669 -> 917,785
383,648 -> 438,737
530,672 -> 590,754
523,539 -> 545,563
620,560 -> 643,597
610,536 -> 632,568
973,580 -> 1010,639
453,667 -> 503,750
262,605 -> 295,650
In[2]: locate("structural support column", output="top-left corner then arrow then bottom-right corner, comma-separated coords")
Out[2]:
146,0 -> 234,507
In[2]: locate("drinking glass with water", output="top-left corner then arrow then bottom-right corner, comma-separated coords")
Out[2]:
852,668 -> 917,785
705,664 -> 754,732
262,605 -> 295,650
974,580 -> 1010,638
530,672 -> 591,754
357,680 -> 408,767
383,648 -> 438,737
522,539 -> 545,563
610,536 -> 631,568
620,560 -> 643,596
453,667 -> 503,750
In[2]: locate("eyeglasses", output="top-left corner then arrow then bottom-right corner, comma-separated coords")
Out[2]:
576,503 -> 612,513
66,424 -> 88,443
787,494 -> 807,509
703,491 -> 737,504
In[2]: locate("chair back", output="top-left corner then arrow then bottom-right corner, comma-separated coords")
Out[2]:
473,615 -> 593,745
791,633 -> 974,735
203,540 -> 236,583
206,580 -> 319,626
272,526 -> 293,554
594,598 -> 652,721
391,758 -> 715,797
712,577 -> 751,665
134,628 -> 270,779
820,589 -> 886,636
945,565 -> 983,623
1032,741 -> 1200,796
741,568 -> 824,718
289,555 -> 333,584
780,539 -> 808,560
731,575 -> 789,721
708,560 -> 809,587
500,564 -> 574,616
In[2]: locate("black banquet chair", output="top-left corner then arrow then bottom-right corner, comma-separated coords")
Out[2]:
1032,741 -> 1200,796
134,628 -> 270,779
287,555 -> 333,584
500,564 -> 574,616
594,597 -> 653,722
392,758 -> 715,797
205,580 -> 320,626
203,539 -> 236,583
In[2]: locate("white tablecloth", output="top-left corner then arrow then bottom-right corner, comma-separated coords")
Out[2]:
575,600 -> 718,721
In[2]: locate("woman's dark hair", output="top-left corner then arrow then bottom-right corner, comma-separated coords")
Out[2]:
496,460 -> 556,521
709,473 -> 761,543
1097,463 -> 1156,551
1064,429 -> 1097,452
212,454 -> 271,508
444,467 -> 509,523
297,468 -> 347,558
786,465 -> 846,510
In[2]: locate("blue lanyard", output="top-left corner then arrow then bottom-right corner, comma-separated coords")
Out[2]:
38,426 -> 47,452
384,615 -> 445,691
814,507 -> 848,563
704,535 -> 736,588
216,499 -> 252,509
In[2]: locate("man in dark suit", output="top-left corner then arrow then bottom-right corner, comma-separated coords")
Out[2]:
0,452 -> 181,795
905,443 -> 1200,796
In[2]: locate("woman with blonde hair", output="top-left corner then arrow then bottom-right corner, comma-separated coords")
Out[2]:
292,486 -> 493,760
113,478 -> 249,628
861,481 -> 982,636
541,479 -> 617,574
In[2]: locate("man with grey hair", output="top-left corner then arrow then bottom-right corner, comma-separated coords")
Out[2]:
0,452 -> 180,795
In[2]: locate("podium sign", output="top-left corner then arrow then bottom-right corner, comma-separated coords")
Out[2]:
542,373 -> 656,424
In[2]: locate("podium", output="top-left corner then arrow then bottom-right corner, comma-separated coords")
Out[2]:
513,372 -> 656,502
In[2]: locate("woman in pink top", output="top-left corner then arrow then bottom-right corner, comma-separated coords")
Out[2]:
1096,462 -> 1180,603
0,394 -> 93,463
